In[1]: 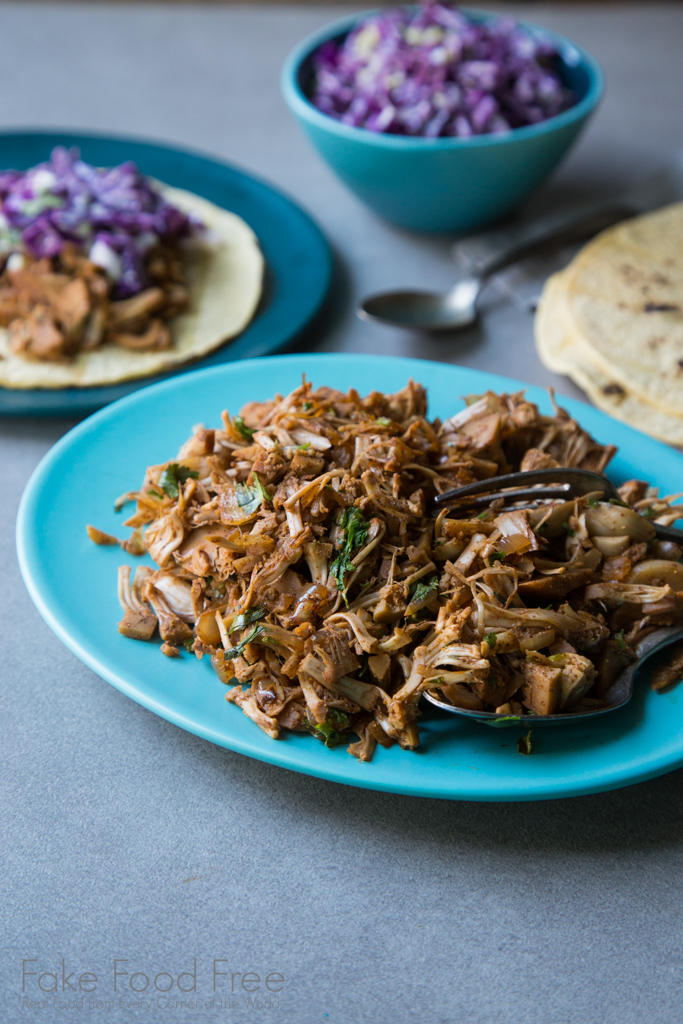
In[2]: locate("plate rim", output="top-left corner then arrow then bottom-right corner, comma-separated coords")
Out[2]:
16,352 -> 683,801
0,128 -> 332,416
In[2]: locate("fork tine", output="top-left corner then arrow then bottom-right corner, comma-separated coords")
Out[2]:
436,487 -> 573,512
434,468 -> 616,510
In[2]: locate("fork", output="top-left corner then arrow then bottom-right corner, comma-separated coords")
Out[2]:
433,468 -> 683,543
429,467 -> 683,723
423,624 -> 683,725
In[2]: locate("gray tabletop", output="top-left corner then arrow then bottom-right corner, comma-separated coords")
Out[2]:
3,4 -> 683,1023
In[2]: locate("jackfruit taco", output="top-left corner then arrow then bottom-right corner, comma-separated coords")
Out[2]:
0,147 -> 263,389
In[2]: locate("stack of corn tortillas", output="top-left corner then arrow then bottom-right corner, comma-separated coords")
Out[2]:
535,202 -> 683,444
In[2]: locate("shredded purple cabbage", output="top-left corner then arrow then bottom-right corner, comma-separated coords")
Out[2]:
0,147 -> 201,297
310,2 -> 576,138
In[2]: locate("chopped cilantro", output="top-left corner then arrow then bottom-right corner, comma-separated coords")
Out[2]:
229,606 -> 266,634
328,708 -> 350,731
484,632 -> 497,649
375,417 -> 391,427
235,472 -> 271,517
408,575 -> 439,607
517,730 -> 533,755
183,638 -> 195,652
147,488 -> 165,500
302,401 -> 313,411
233,415 -> 254,441
330,507 -> 370,605
313,723 -> 344,747
159,463 -> 199,500
312,709 -> 351,748
489,551 -> 506,564
562,521 -> 575,537
223,624 -> 264,661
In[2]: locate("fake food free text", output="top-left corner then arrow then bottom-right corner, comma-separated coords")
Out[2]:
21,959 -> 285,994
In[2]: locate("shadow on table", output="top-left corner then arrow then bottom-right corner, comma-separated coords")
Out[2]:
192,734 -> 683,858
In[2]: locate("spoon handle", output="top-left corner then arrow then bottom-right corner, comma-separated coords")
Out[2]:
453,201 -> 637,282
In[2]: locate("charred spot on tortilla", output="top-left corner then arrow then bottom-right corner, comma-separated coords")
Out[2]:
602,383 -> 626,398
644,302 -> 680,313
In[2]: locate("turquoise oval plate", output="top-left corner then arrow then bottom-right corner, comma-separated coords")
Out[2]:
0,131 -> 331,416
16,354 -> 683,800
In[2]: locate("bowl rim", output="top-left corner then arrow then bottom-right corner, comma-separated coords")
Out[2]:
281,6 -> 604,149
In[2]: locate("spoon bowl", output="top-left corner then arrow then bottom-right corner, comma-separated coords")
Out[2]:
423,624 -> 683,726
359,276 -> 482,331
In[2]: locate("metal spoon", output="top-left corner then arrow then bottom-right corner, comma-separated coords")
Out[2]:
360,275 -> 483,331
423,625 -> 683,726
358,203 -> 635,332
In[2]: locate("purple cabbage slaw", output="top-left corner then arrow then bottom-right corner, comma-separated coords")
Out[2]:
310,1 -> 576,138
0,147 -> 201,297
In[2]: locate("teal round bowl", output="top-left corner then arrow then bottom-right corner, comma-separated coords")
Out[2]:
281,8 -> 604,233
